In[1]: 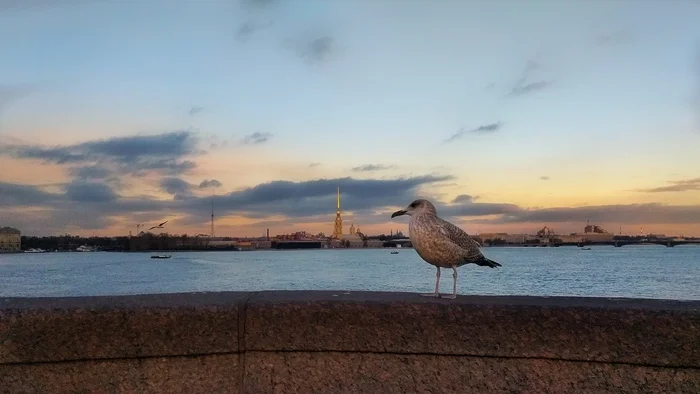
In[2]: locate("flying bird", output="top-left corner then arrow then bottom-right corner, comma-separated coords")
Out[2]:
149,220 -> 168,231
391,199 -> 501,299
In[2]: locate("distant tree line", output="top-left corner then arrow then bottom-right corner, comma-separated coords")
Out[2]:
20,233 -> 219,252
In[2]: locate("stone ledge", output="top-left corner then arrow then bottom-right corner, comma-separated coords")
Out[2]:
0,292 -> 246,364
1,291 -> 699,369
245,291 -> 700,368
243,351 -> 700,393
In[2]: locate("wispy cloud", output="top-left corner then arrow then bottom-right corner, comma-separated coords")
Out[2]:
309,162 -> 321,168
510,80 -> 553,96
595,30 -> 632,47
0,85 -> 34,115
444,122 -> 502,143
508,59 -> 553,97
188,106 -> 203,116
351,164 -> 396,172
296,36 -> 334,63
239,0 -> 277,10
540,176 -> 550,181
241,132 -> 272,145
636,178 -> 700,193
236,20 -> 273,41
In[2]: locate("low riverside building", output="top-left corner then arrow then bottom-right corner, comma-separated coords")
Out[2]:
0,227 -> 21,252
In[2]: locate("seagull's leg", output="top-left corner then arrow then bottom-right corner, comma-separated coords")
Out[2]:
443,267 -> 458,300
420,266 -> 440,297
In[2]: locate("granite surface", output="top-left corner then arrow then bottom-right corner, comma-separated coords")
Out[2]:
0,292 -> 246,364
1,291 -> 699,393
244,291 -> 700,368
244,351 -> 700,394
0,354 -> 239,393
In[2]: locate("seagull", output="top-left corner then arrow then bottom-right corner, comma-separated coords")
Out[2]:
391,198 -> 501,299
149,220 -> 168,231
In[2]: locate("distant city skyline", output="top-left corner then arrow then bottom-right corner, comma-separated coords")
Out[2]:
1,0 -> 700,237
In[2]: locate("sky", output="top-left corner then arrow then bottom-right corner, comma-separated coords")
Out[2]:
1,0 -> 699,238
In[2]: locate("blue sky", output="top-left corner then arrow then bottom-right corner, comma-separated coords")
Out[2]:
1,0 -> 699,237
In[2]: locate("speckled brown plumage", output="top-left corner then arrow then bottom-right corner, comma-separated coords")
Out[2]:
391,198 -> 501,299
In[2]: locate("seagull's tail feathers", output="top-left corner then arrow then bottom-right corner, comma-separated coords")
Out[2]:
473,256 -> 501,268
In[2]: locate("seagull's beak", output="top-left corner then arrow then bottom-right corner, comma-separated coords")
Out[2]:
391,209 -> 407,218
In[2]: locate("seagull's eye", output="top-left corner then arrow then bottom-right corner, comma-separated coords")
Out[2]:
410,202 -> 418,208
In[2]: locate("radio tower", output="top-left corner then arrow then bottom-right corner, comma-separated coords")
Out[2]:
210,197 -> 215,238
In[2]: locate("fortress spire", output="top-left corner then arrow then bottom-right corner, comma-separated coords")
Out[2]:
333,187 -> 343,238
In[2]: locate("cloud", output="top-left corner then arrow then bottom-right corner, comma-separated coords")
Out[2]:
3,174 -> 700,236
239,0 -> 277,10
0,182 -> 57,207
438,198 -> 522,218
68,166 -> 113,180
189,106 -> 203,115
160,177 -> 194,200
199,179 -> 223,189
636,178 -> 700,193
466,203 -> 700,226
595,30 -> 632,47
0,85 -> 34,115
507,60 -> 553,97
0,174 -> 452,231
444,122 -> 502,143
241,132 -> 272,145
451,194 -> 474,204
540,176 -> 550,181
510,80 -> 553,96
694,45 -> 700,133
351,164 -> 396,172
297,36 -> 334,63
236,20 -> 273,41
0,0 -> 97,11
0,130 -> 200,176
309,163 -> 321,168
64,181 -> 118,203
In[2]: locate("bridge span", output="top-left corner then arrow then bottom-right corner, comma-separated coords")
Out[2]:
568,240 -> 700,248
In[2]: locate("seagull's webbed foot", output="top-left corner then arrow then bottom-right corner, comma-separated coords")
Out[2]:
419,292 -> 440,298
440,293 -> 457,300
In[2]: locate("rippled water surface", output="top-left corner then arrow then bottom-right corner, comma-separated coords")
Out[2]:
1,246 -> 699,299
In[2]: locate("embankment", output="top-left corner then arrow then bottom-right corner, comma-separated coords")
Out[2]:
1,291 -> 699,393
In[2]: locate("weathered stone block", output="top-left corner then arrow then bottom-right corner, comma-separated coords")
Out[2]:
0,353 -> 240,393
0,292 -> 246,363
243,351 -> 700,394
244,291 -> 700,367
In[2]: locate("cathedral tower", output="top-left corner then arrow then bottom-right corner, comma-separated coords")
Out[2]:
332,187 -> 343,238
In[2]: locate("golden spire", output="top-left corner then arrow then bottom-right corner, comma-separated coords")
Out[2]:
333,186 -> 343,238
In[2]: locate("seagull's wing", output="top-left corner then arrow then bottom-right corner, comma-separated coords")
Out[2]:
435,217 -> 483,259
159,220 -> 168,226
148,226 -> 157,230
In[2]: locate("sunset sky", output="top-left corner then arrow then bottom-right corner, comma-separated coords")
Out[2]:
1,0 -> 699,237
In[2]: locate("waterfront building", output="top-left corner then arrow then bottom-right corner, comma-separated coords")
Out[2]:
0,227 -> 21,252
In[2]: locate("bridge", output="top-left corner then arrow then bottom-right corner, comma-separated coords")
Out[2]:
566,240 -> 700,248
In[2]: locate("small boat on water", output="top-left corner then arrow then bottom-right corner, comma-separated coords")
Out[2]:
390,251 -> 399,254
24,248 -> 47,253
150,255 -> 172,259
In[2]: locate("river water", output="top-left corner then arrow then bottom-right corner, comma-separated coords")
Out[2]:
1,246 -> 698,300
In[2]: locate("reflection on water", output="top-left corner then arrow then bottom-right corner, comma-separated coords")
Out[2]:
0,246 -> 698,300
